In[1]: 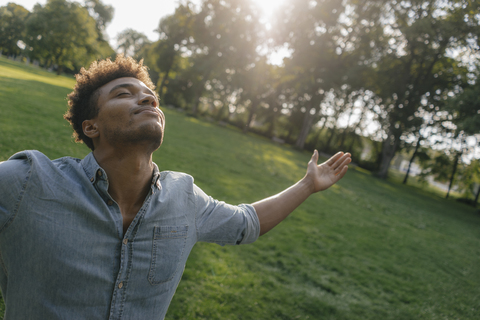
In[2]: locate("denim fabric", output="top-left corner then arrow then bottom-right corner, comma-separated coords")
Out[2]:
0,150 -> 260,320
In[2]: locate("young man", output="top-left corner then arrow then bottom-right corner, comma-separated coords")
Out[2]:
0,55 -> 351,319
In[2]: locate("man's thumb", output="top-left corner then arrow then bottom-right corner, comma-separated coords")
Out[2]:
311,149 -> 319,164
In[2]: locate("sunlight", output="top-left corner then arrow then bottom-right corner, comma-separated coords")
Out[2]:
255,0 -> 290,65
257,0 -> 286,21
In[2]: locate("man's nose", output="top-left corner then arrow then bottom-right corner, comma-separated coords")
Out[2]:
139,94 -> 157,107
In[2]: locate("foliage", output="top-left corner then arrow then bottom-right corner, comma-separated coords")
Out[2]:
420,152 -> 453,183
271,0 -> 355,149
84,0 -> 114,36
24,0 -> 110,74
449,75 -> 480,136
116,28 -> 150,58
0,3 -> 30,57
368,0 -> 479,179
184,0 -> 262,115
146,2 -> 196,99
457,159 -> 480,200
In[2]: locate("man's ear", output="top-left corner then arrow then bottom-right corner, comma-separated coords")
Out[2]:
82,119 -> 99,139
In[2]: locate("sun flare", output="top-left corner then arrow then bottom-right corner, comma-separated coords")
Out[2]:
257,0 -> 286,20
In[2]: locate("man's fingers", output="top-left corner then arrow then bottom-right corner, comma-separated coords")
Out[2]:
329,152 -> 351,169
333,154 -> 351,172
334,165 -> 349,179
334,157 -> 351,175
325,151 -> 344,166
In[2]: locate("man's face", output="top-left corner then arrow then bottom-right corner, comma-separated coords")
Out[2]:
90,77 -> 165,150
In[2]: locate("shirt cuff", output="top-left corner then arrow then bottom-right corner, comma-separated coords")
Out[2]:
237,204 -> 260,245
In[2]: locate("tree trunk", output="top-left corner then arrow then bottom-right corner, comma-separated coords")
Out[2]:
403,135 -> 422,184
377,130 -> 400,179
347,133 -> 359,153
446,152 -> 461,199
191,80 -> 207,116
312,121 -> 326,150
339,107 -> 355,149
266,103 -> 279,138
474,184 -> 480,208
324,125 -> 338,153
243,98 -> 259,133
345,105 -> 367,152
285,125 -> 295,144
191,70 -> 212,115
158,65 -> 172,99
191,90 -> 202,115
294,107 -> 315,149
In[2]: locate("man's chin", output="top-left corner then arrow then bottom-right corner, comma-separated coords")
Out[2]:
106,126 -> 164,150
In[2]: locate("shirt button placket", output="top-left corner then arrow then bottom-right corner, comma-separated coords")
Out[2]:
110,237 -> 129,319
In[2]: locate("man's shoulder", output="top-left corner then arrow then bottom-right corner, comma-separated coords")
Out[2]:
0,150 -> 38,176
0,151 -> 40,192
159,170 -> 194,184
1,150 -> 81,179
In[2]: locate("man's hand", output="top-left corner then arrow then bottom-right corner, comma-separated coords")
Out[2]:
305,150 -> 351,193
253,150 -> 352,235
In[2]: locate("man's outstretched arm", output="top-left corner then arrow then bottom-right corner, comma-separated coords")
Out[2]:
252,150 -> 351,236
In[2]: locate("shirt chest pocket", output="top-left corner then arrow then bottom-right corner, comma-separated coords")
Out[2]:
148,225 -> 188,285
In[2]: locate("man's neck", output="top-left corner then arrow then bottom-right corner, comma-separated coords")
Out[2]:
93,146 -> 155,230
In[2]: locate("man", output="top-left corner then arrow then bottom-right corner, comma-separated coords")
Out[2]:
0,55 -> 351,319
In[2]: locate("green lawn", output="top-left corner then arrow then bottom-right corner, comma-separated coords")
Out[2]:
1,56 -> 479,319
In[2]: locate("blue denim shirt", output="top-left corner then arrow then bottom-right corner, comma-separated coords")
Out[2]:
0,150 -> 260,320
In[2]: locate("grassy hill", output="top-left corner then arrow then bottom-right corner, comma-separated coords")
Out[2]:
1,56 -> 479,319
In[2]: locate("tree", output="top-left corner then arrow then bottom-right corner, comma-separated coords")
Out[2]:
368,0 -> 480,179
185,0 -> 262,115
25,0 -> 102,74
272,0 -> 344,149
237,57 -> 279,133
84,0 -> 114,36
152,2 -> 195,99
272,0 -> 385,150
116,28 -> 150,58
459,159 -> 480,207
442,70 -> 480,198
0,3 -> 30,57
84,0 -> 115,59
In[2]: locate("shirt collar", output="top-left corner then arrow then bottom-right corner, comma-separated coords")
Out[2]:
151,162 -> 162,192
81,152 -> 162,191
81,152 -> 105,184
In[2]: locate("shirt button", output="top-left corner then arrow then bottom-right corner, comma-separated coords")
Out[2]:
118,282 -> 124,289
107,200 -> 113,206
97,170 -> 102,177
90,177 -> 94,182
123,239 -> 128,245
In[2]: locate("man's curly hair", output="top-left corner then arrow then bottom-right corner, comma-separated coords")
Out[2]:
64,54 -> 156,151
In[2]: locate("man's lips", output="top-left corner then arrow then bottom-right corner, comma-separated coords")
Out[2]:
138,109 -> 158,116
134,107 -> 163,119
135,107 -> 159,115
133,107 -> 165,125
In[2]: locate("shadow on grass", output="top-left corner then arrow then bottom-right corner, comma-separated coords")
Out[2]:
0,56 -> 75,81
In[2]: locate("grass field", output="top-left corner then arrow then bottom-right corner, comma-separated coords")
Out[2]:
1,56 -> 479,319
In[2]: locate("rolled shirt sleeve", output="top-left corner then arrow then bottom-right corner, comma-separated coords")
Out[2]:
193,183 -> 260,245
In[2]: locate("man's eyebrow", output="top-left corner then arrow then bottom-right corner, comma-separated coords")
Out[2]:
109,83 -> 156,97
